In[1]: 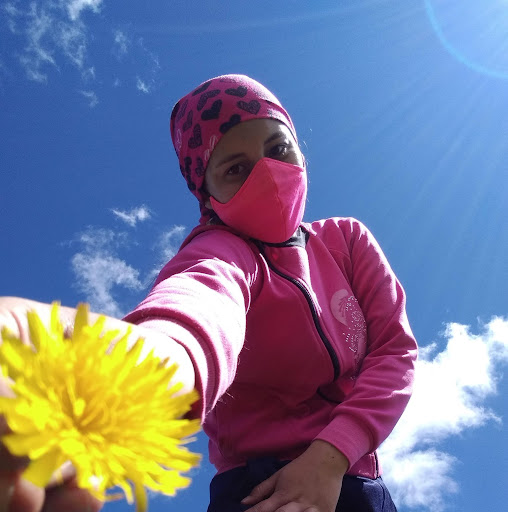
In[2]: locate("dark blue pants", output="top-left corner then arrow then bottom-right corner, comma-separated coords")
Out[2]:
208,457 -> 397,512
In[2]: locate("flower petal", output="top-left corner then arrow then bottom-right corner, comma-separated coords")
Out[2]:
23,449 -> 64,487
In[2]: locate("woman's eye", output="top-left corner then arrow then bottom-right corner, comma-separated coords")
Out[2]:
226,164 -> 245,176
268,144 -> 289,158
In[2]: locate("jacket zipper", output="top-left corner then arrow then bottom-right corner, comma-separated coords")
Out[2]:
255,242 -> 341,381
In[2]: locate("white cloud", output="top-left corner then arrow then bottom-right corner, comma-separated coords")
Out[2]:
3,1 -> 162,98
67,0 -> 102,21
4,0 -> 99,83
76,227 -> 126,251
79,89 -> 98,107
154,225 -> 186,263
71,228 -> 143,318
70,214 -> 187,317
57,17 -> 87,67
20,3 -> 57,83
113,29 -> 130,57
380,317 -> 508,511
138,37 -> 160,73
142,225 -> 186,286
4,2 -> 21,33
81,65 -> 95,80
136,76 -> 150,94
4,2 -> 20,17
133,37 -> 160,93
111,205 -> 151,227
72,252 -> 141,318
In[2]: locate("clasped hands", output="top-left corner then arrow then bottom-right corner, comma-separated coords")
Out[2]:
242,439 -> 348,512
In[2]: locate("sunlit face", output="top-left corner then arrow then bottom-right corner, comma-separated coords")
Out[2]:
204,118 -> 304,208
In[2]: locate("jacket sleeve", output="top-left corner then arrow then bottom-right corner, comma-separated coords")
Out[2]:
314,219 -> 418,469
123,228 -> 261,421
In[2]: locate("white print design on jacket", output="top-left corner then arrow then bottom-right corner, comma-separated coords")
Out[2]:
330,289 -> 367,371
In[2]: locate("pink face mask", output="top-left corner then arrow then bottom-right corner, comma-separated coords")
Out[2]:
210,157 -> 307,243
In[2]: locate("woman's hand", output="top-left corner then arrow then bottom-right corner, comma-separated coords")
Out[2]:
0,448 -> 102,512
241,440 -> 348,512
0,296 -> 197,511
1,368 -> 102,512
0,298 -> 104,511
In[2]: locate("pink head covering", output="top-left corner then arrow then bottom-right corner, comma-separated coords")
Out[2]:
170,74 -> 297,224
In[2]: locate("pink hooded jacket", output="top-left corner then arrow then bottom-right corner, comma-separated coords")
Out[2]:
124,217 -> 417,478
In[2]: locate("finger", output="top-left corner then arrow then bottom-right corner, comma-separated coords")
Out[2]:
0,475 -> 15,512
244,492 -> 294,512
7,476 -> 44,512
42,478 -> 102,512
0,301 -> 31,346
276,505 -> 313,512
0,378 -> 15,401
273,503 -> 318,512
46,462 -> 75,489
284,507 -> 318,512
242,474 -> 278,505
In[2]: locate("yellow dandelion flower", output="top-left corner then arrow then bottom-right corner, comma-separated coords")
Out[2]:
0,302 -> 201,511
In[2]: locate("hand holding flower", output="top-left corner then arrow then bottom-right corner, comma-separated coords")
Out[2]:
0,298 -> 200,512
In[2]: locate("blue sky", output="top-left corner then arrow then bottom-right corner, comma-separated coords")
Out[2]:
1,0 -> 507,510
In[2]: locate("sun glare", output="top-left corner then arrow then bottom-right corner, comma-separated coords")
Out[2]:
425,0 -> 508,79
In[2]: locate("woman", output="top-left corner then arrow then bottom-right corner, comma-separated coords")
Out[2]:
0,74 -> 417,512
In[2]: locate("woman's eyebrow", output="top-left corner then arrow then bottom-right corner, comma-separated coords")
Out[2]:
264,132 -> 285,145
217,152 -> 246,166
216,132 -> 287,166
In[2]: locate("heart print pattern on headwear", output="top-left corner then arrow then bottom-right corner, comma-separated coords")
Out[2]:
170,74 -> 297,224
